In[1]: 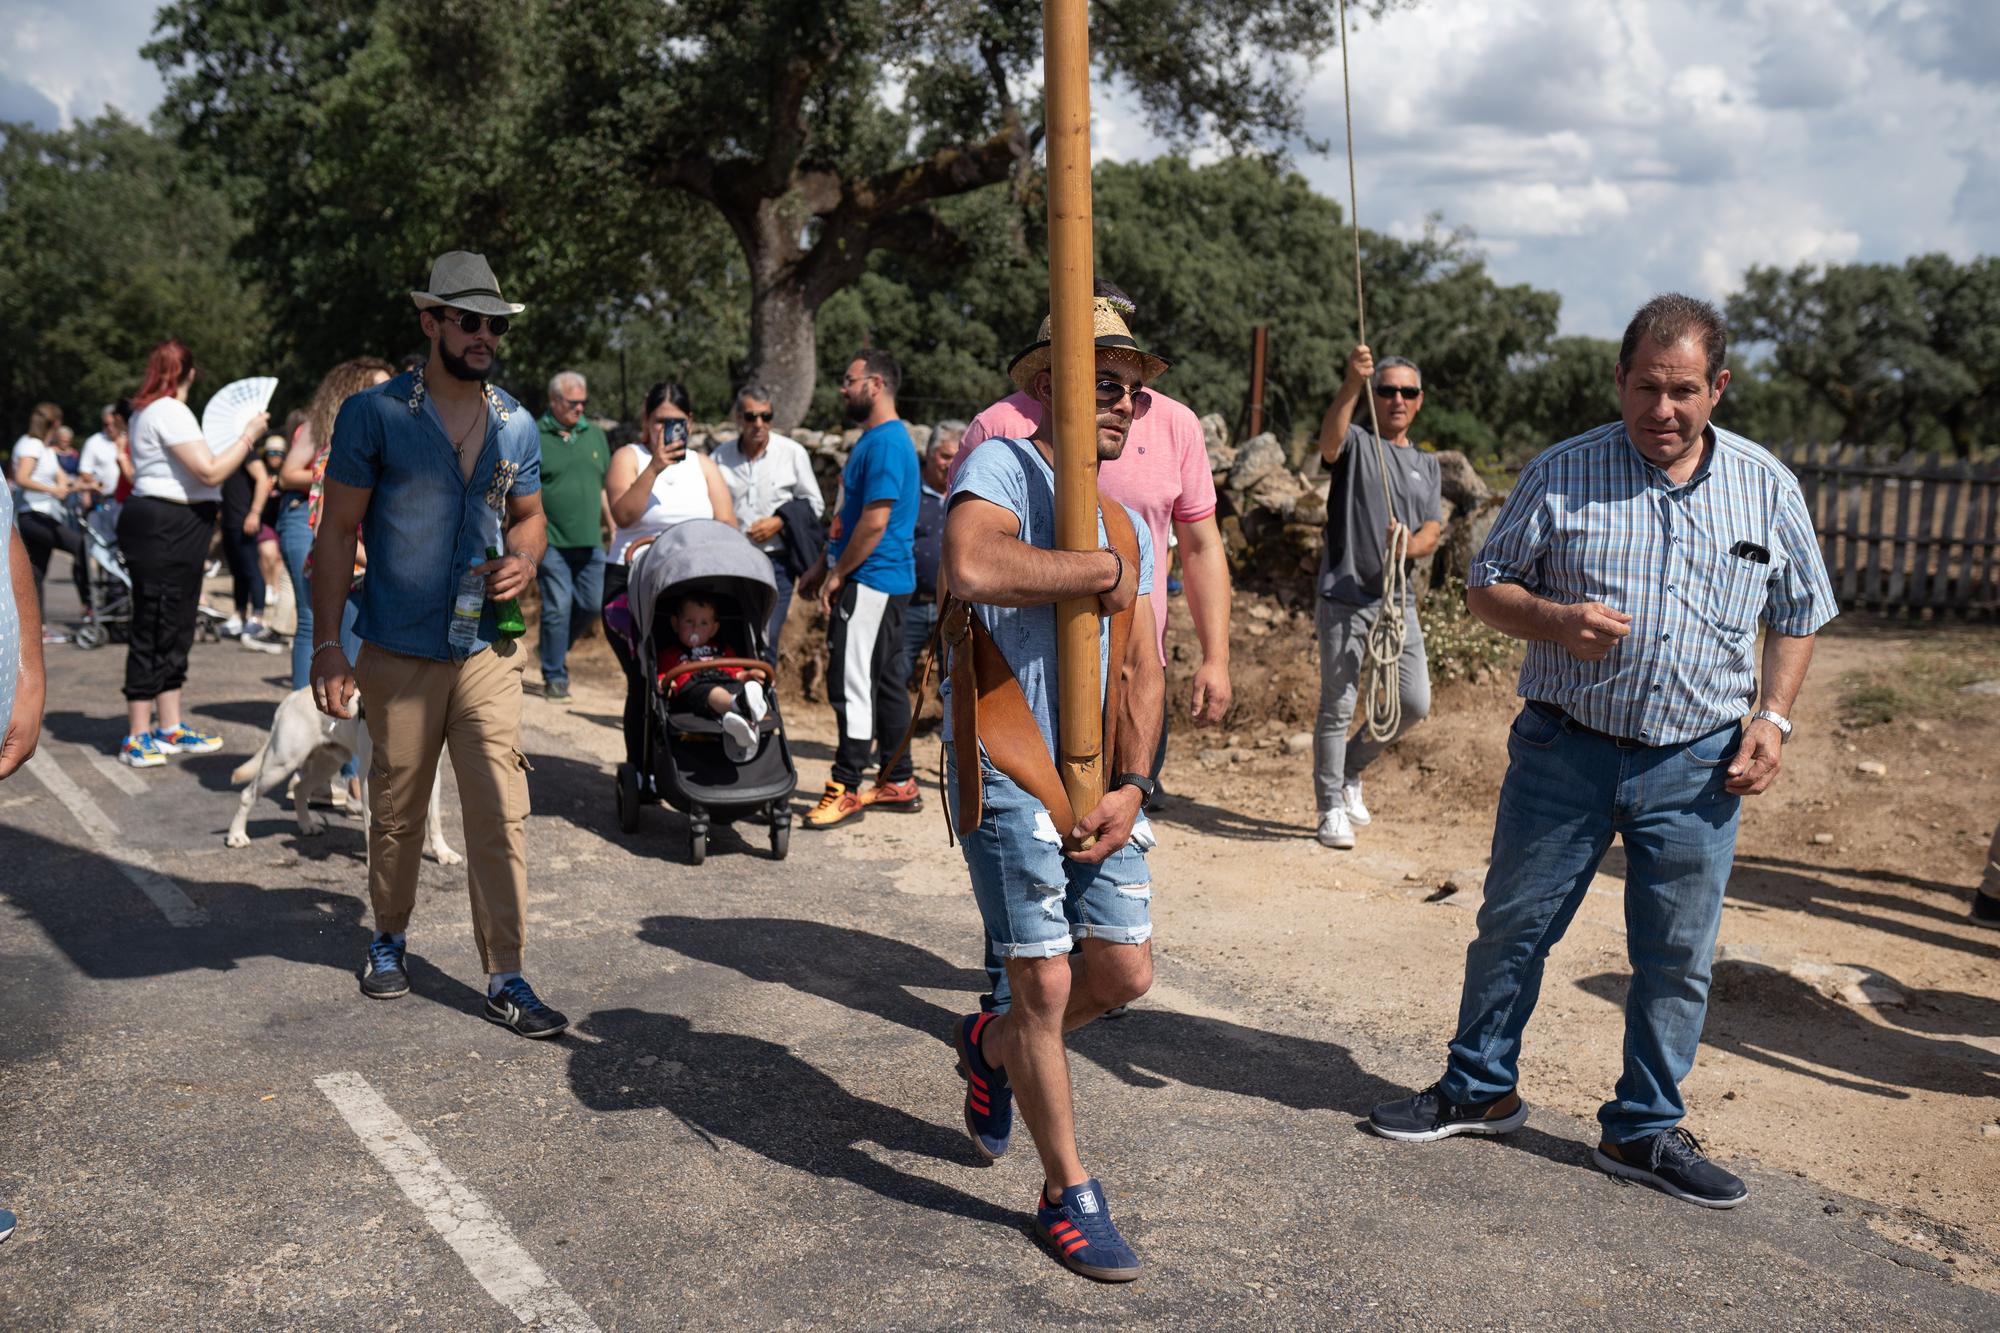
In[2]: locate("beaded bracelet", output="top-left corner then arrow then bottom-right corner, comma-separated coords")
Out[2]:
310,641 -> 346,658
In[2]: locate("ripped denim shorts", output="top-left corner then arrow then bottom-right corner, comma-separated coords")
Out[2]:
948,753 -> 1154,959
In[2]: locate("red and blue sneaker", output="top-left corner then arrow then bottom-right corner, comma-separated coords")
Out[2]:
953,1011 -> 1012,1160
1034,1179 -> 1142,1282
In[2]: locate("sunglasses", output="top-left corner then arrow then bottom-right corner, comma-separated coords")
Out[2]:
740,410 -> 774,423
433,309 -> 510,337
1095,379 -> 1148,409
1374,384 -> 1421,401
555,395 -> 586,409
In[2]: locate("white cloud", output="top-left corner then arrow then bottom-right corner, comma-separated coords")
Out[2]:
0,0 -> 163,127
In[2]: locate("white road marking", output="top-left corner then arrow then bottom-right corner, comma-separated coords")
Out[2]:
75,742 -> 149,797
23,751 -> 208,927
314,1072 -> 601,1332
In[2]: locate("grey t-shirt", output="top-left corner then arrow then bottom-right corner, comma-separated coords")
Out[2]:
1320,423 -> 1443,607
941,437 -> 1155,755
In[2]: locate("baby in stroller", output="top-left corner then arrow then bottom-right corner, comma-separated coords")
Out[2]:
658,593 -> 770,762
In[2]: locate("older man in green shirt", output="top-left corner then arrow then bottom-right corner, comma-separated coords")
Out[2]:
535,370 -> 612,702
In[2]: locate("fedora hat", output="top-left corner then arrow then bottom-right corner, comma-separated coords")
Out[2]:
1007,297 -> 1169,393
409,250 -> 526,316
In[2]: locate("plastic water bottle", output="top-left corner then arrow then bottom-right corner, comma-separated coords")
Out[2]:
487,546 -> 526,639
448,561 -> 485,657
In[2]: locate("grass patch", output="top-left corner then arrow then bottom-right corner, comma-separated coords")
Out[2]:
1422,578 -> 1521,685
1835,627 -> 2000,728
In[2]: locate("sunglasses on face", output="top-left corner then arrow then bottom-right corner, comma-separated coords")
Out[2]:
1095,378 -> 1147,410
434,309 -> 510,337
555,395 -> 586,409
1374,384 -> 1421,401
740,410 -> 774,423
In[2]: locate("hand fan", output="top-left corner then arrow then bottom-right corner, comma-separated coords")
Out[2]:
201,376 -> 279,448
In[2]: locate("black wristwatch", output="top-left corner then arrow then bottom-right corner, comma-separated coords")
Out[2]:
1113,772 -> 1157,801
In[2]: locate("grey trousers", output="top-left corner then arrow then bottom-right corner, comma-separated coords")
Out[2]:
1313,595 -> 1430,813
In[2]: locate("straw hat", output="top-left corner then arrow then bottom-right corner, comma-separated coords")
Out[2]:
409,250 -> 526,316
1007,297 -> 1170,393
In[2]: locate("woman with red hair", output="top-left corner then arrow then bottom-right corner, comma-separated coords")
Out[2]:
115,339 -> 269,768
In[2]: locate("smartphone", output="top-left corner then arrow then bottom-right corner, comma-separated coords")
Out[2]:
661,418 -> 690,463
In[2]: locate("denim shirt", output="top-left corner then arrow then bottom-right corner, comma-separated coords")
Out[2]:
325,371 -> 542,661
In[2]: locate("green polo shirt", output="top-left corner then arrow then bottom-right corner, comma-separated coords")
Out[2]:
536,412 -> 612,550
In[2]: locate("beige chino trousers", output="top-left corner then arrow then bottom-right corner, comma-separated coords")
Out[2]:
355,642 -> 532,973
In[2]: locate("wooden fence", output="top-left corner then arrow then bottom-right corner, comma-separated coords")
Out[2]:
1772,445 -> 2000,616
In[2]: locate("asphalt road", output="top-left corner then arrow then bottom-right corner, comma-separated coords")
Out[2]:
2,585 -> 1995,1330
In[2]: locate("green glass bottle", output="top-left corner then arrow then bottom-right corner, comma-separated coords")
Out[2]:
487,546 -> 527,639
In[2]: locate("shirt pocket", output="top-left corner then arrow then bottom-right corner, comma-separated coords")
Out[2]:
1707,552 -> 1769,636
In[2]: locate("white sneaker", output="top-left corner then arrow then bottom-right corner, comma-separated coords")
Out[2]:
220,615 -> 243,638
720,710 -> 758,762
741,679 -> 769,725
1342,780 -> 1372,826
1316,806 -> 1355,849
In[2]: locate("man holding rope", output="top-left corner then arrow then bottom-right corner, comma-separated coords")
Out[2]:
1368,294 -> 1837,1210
1310,345 -> 1441,849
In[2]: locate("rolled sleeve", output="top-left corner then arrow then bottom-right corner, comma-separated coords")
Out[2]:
1765,484 -> 1838,635
507,425 -> 542,497
323,396 -> 383,490
1468,462 -> 1551,589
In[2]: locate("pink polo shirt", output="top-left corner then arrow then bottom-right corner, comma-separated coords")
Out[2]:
955,388 -> 1217,663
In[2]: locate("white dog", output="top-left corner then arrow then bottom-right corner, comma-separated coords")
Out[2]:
225,687 -> 463,865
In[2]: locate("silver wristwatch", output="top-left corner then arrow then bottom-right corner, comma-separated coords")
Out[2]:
1752,708 -> 1793,741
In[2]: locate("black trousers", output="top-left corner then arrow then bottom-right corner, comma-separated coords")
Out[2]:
17,509 -> 90,612
602,562 -> 646,769
118,497 -> 217,702
219,514 -> 265,615
825,580 -> 911,787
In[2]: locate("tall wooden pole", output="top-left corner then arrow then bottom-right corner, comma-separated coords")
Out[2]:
1044,0 -> 1105,822
1247,325 -> 1268,438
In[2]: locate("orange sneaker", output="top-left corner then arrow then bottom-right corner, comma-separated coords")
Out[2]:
805,780 -> 866,829
863,777 -> 924,813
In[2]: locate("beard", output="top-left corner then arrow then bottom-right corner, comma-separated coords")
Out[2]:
438,342 -> 493,383
841,393 -> 870,424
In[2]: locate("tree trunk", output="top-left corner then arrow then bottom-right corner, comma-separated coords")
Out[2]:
746,276 -> 819,432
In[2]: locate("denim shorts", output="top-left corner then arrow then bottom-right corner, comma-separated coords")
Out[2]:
948,754 -> 1154,959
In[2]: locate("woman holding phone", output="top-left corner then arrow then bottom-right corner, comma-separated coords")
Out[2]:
601,380 -> 736,777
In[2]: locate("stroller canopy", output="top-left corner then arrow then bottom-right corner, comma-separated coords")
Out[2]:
628,518 -> 779,645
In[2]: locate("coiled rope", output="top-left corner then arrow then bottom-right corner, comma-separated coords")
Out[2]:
1337,0 -> 1410,744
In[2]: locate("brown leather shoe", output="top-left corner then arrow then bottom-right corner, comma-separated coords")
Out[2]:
863,777 -> 924,813
805,780 -> 865,829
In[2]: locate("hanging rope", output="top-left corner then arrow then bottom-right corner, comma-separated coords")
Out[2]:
1336,0 -> 1410,744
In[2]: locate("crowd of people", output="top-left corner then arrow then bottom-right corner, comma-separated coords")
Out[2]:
9,250 -> 2000,1282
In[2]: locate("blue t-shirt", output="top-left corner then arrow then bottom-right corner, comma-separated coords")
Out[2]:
827,420 -> 919,595
942,438 -> 1155,754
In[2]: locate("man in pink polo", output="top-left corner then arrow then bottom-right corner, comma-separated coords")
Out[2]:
955,285 -> 1234,1015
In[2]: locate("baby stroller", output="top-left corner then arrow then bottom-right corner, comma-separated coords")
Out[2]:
73,506 -> 131,650
614,518 -> 797,864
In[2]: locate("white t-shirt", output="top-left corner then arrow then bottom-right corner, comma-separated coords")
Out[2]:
129,397 -> 215,503
609,444 -> 715,564
79,431 -> 122,494
10,435 -> 67,519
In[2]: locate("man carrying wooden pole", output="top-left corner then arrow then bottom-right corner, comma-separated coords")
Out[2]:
937,0 -> 1167,1281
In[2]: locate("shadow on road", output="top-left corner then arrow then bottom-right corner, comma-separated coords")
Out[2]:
1144,792 -> 1301,842
0,826 -> 485,1017
641,915 -> 1463,1128
1576,965 -> 2000,1100
566,1007 -> 1017,1230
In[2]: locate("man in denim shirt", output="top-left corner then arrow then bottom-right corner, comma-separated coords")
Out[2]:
311,251 -> 567,1039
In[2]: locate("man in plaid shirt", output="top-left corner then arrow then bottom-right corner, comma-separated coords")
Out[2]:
1368,293 -> 1837,1211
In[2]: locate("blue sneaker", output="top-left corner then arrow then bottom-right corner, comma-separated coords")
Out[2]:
119,733 -> 167,768
358,935 -> 409,999
1034,1179 -> 1141,1282
483,977 -> 569,1039
0,1206 -> 15,1244
1166,574 -> 1183,596
152,724 -> 223,755
954,1011 -> 1012,1160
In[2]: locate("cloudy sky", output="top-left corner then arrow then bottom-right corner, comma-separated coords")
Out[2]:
5,0 -> 1996,338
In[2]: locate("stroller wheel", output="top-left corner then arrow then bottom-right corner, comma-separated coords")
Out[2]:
74,621 -> 108,651
769,818 -> 790,861
616,763 -> 642,833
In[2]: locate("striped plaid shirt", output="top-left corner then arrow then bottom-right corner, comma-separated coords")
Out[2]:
1470,422 -> 1837,746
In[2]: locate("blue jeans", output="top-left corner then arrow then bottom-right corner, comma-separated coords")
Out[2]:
279,496 -> 361,777
762,552 -> 793,664
902,596 -> 937,683
1441,702 -> 1743,1142
535,546 -> 605,689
